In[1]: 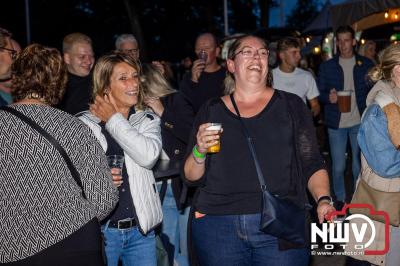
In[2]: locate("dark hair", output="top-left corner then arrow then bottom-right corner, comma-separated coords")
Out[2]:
224,35 -> 273,94
277,37 -> 300,53
11,44 -> 67,105
336,25 -> 355,39
0,27 -> 12,48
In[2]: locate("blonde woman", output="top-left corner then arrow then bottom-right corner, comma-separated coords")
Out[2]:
79,53 -> 163,266
142,64 -> 194,266
347,44 -> 400,266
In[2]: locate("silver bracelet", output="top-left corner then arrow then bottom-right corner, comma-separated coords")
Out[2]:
192,152 -> 206,164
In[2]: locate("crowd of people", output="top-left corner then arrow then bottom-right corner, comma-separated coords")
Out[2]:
0,23 -> 399,266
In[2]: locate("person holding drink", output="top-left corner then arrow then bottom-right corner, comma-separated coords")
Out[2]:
79,52 -> 163,266
183,35 -> 335,265
179,32 -> 226,114
317,25 -> 374,204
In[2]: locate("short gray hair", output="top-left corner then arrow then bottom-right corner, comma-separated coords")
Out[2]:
115,34 -> 138,50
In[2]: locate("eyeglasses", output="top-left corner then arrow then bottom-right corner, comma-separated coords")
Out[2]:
234,47 -> 269,59
0,47 -> 17,60
121,48 -> 139,54
0,28 -> 12,38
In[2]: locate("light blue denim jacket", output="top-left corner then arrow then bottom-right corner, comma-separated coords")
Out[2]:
358,103 -> 400,178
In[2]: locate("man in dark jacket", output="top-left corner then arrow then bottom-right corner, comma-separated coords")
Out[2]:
179,33 -> 225,114
318,26 -> 374,203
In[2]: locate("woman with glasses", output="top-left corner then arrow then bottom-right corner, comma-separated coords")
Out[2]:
0,27 -> 19,105
183,35 -> 334,265
0,28 -> 17,80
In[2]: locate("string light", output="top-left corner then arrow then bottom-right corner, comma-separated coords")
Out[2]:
313,47 -> 320,54
395,12 -> 399,20
324,38 -> 329,43
385,11 -> 389,19
361,39 -> 365,45
306,37 -> 311,43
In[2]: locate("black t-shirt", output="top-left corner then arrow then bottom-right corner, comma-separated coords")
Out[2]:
179,67 -> 226,114
57,72 -> 92,115
100,108 -> 137,222
184,90 -> 325,215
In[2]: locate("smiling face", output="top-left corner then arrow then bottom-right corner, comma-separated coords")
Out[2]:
64,41 -> 94,77
108,62 -> 139,109
227,36 -> 269,87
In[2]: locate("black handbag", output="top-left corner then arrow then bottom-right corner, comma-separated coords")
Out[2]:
230,94 -> 307,245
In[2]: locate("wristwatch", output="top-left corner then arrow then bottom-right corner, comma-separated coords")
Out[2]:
317,195 -> 333,206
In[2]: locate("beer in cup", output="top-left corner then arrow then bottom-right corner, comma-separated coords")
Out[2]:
206,123 -> 222,153
337,90 -> 351,113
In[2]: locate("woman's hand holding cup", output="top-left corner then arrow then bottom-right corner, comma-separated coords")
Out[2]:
196,123 -> 222,154
111,168 -> 123,187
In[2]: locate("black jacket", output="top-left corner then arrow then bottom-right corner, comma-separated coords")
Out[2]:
160,92 -> 195,209
58,72 -> 93,115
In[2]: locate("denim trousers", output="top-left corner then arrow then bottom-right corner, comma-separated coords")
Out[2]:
159,183 -> 190,266
328,124 -> 361,202
101,223 -> 156,266
192,213 -> 309,266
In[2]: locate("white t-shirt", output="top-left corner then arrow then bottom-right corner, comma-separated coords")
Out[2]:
272,67 -> 319,103
338,56 -> 361,128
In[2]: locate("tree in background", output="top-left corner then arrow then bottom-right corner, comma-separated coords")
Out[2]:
286,0 -> 319,31
1,0 -> 279,62
258,0 -> 279,28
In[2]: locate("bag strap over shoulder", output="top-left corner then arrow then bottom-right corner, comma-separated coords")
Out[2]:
229,94 -> 268,191
0,106 -> 87,199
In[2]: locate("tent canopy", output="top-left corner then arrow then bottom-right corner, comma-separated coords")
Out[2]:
331,0 -> 400,31
303,0 -> 332,35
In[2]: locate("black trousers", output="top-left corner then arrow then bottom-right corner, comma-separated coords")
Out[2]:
2,218 -> 104,266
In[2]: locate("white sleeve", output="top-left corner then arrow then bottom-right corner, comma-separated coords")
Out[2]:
105,112 -> 162,169
306,73 -> 320,100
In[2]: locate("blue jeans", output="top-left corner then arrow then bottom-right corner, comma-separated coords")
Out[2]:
192,213 -> 309,266
101,223 -> 156,266
158,183 -> 189,266
328,124 -> 361,202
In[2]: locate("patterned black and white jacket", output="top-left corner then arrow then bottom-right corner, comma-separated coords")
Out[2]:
0,104 -> 119,263
79,109 -> 163,234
